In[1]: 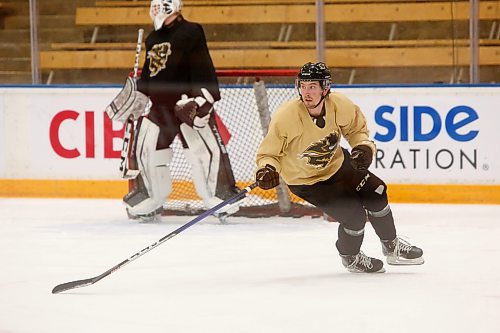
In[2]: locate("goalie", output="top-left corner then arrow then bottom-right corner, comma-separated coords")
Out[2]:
106,0 -> 240,222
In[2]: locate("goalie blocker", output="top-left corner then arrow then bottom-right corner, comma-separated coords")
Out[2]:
105,76 -> 151,123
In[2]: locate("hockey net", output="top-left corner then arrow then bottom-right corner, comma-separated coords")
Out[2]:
164,69 -> 322,218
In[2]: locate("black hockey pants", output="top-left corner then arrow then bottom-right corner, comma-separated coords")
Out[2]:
288,149 -> 397,255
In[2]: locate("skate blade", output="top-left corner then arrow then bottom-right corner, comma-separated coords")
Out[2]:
347,267 -> 386,273
217,214 -> 229,224
387,256 -> 425,265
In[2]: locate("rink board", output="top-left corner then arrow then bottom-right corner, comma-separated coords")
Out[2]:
1,179 -> 499,204
0,85 -> 499,204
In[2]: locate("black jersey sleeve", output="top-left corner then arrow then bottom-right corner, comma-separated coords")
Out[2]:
187,24 -> 221,102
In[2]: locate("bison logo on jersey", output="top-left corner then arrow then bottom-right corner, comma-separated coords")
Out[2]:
148,42 -> 172,77
299,132 -> 339,169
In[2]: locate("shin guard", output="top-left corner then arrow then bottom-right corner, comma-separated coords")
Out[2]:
180,122 -> 240,216
124,118 -> 173,217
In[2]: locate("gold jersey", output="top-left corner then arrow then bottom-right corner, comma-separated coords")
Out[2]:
256,92 -> 376,185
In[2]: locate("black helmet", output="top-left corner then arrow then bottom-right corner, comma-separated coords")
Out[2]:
296,62 -> 332,88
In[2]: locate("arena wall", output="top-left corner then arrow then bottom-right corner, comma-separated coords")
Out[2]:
0,85 -> 498,204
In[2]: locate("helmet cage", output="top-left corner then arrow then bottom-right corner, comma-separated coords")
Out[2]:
150,0 -> 183,30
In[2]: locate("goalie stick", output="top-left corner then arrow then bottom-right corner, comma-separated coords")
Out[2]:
119,28 -> 144,179
51,182 -> 258,294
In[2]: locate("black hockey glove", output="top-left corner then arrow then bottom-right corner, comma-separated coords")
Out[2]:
350,145 -> 373,171
256,164 -> 280,190
174,88 -> 214,130
174,99 -> 202,127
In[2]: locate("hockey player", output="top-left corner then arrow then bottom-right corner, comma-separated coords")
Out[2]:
255,62 -> 424,273
106,0 -> 239,222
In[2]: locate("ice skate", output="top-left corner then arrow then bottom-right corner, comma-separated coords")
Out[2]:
126,207 -> 163,223
340,251 -> 385,273
213,211 -> 230,224
208,191 -> 243,224
381,236 -> 424,265
212,203 -> 238,224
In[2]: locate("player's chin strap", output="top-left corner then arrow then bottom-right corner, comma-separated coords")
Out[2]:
301,90 -> 328,111
310,94 -> 326,110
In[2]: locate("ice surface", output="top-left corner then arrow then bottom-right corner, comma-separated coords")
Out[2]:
0,198 -> 499,333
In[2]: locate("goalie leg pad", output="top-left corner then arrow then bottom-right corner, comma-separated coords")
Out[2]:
181,123 -> 240,216
181,123 -> 220,199
124,118 -> 173,216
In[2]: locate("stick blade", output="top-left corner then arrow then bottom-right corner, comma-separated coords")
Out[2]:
52,278 -> 94,294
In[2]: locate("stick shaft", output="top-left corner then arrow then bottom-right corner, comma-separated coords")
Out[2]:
52,183 -> 257,294
132,28 -> 144,81
120,28 -> 144,178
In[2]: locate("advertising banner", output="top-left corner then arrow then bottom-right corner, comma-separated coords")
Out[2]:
0,86 -> 498,200
337,86 -> 498,184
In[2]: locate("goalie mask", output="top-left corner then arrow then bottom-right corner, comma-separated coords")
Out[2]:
150,0 -> 183,31
296,62 -> 332,108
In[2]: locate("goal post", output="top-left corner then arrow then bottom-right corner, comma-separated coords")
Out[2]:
160,69 -> 322,218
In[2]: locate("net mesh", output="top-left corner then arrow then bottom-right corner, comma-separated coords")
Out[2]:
163,71 -> 322,218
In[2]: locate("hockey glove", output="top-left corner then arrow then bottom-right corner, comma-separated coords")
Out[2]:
174,88 -> 214,130
256,164 -> 280,190
350,145 -> 373,171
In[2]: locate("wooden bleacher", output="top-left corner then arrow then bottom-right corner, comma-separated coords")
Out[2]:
74,1 -> 500,25
38,0 -> 500,83
40,43 -> 500,70
94,0 -> 403,6
0,2 -> 14,16
49,39 -> 500,51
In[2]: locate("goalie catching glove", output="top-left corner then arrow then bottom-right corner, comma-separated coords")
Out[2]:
174,88 -> 214,130
105,76 -> 151,123
256,164 -> 280,190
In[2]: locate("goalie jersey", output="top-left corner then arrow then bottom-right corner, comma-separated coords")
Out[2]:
137,15 -> 221,113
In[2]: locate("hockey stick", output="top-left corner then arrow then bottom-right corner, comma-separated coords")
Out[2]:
52,182 -> 258,294
119,28 -> 144,179
132,29 -> 143,82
